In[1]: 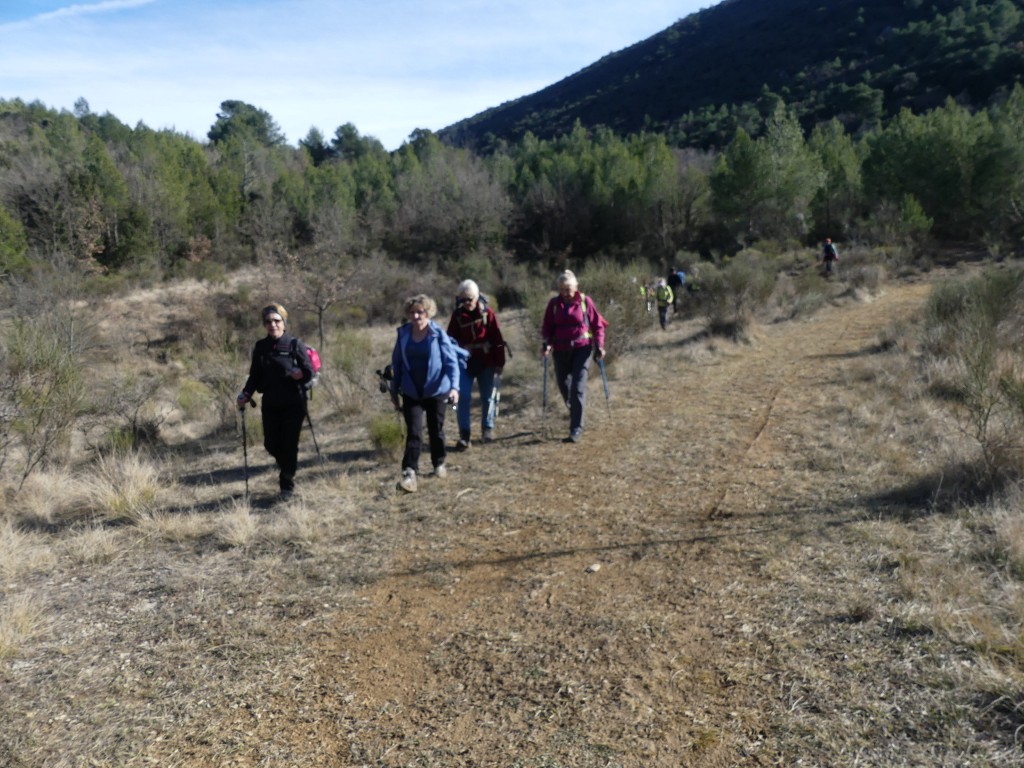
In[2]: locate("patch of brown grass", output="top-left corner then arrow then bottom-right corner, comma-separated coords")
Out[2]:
4,266 -> 1024,766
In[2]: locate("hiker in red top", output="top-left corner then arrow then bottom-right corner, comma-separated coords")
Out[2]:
820,238 -> 839,277
540,270 -> 608,443
447,279 -> 507,449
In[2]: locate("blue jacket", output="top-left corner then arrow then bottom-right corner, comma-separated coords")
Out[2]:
390,320 -> 466,400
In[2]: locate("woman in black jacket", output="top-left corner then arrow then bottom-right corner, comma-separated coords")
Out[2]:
236,303 -> 315,500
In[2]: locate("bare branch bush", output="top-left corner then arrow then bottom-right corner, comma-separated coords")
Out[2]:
921,267 -> 1024,490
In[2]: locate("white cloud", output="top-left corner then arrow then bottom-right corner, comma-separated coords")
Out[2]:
0,0 -> 156,29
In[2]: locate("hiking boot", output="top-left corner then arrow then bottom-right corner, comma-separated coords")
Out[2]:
278,489 -> 294,502
397,468 -> 417,493
482,429 -> 495,443
434,463 -> 448,479
564,428 -> 583,444
455,437 -> 471,451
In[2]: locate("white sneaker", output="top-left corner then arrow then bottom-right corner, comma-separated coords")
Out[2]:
434,463 -> 448,479
397,468 -> 417,492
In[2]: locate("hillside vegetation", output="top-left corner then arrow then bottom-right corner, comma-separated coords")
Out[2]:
443,0 -> 1024,150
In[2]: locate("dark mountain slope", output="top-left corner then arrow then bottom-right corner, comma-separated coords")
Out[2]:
441,0 -> 1024,150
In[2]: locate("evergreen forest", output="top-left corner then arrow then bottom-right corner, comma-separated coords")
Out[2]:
1,0 -> 1023,309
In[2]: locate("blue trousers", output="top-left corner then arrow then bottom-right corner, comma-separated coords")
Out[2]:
457,365 -> 497,437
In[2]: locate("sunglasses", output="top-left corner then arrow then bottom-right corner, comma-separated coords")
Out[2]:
263,317 -> 284,325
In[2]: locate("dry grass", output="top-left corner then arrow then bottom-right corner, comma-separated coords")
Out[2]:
3,264 -> 1024,766
0,594 -> 46,661
83,452 -> 167,523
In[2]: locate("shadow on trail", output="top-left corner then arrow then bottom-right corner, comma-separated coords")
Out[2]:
808,340 -> 896,361
177,447 -> 379,489
853,461 -> 998,519
378,511 -> 873,582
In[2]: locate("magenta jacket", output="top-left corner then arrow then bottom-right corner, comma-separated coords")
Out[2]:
541,292 -> 607,352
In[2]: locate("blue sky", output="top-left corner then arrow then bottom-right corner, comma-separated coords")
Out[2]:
0,0 -> 713,149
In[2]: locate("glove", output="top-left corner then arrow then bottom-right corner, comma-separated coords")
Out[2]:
594,348 -> 605,361
236,392 -> 250,410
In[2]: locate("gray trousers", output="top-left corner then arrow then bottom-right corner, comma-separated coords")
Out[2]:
552,346 -> 592,432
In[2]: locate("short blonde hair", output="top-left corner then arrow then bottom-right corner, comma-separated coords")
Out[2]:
261,303 -> 288,322
557,270 -> 578,290
457,279 -> 480,300
403,294 -> 437,319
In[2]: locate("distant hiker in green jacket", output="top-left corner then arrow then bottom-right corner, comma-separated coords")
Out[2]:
655,278 -> 674,330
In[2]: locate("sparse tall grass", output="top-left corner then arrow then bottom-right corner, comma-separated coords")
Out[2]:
216,499 -> 259,549
0,593 -> 46,660
84,452 -> 166,523
0,521 -> 57,580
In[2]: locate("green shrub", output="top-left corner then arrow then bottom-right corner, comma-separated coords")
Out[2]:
177,378 -> 214,418
368,413 -> 404,458
699,251 -> 777,339
333,329 -> 374,379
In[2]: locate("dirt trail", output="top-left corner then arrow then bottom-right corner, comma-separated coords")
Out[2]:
217,278 -> 938,765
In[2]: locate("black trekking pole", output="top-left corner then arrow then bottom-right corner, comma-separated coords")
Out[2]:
597,358 -> 611,415
541,353 -> 550,437
241,398 -> 257,500
542,355 -> 549,412
303,400 -> 325,465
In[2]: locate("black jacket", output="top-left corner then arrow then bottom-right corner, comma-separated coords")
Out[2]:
241,333 -> 314,407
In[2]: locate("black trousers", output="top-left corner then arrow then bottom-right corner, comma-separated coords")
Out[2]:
401,395 -> 447,473
262,402 -> 305,491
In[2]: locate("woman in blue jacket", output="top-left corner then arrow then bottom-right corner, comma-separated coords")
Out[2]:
389,294 -> 465,492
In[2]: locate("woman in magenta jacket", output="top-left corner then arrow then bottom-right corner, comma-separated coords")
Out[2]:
540,270 -> 608,443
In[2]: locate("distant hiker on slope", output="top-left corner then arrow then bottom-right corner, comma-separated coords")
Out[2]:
236,303 -> 315,501
820,238 -> 839,277
389,294 -> 464,493
655,278 -> 674,330
541,270 -> 608,444
447,279 -> 506,449
667,267 -> 685,311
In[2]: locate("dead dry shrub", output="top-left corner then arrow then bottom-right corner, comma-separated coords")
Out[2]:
919,267 -> 1024,489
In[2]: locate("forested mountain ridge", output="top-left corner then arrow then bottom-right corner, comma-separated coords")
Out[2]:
441,0 -> 1024,150
3,0 -> 1024,294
